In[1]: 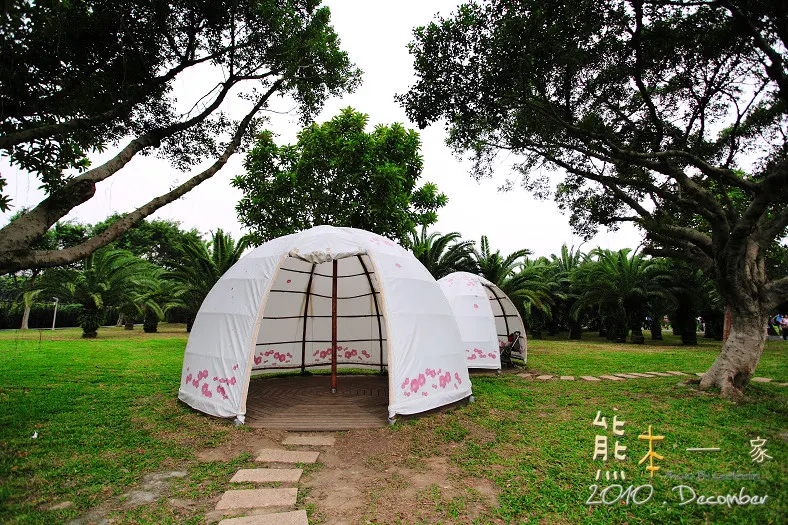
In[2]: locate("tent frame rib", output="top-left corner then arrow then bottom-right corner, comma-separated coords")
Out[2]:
331,259 -> 338,394
300,263 -> 316,373
267,289 -> 380,300
279,266 -> 375,279
357,254 -> 385,373
256,337 -> 386,346
485,284 -> 510,337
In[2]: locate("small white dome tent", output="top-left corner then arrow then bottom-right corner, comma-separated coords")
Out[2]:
438,272 -> 528,369
178,226 -> 472,423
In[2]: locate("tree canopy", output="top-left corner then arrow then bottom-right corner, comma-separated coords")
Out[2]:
0,0 -> 359,273
91,214 -> 200,268
400,0 -> 788,397
233,107 -> 447,245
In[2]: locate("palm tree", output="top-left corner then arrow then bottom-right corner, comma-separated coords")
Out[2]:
469,236 -> 559,337
41,249 -> 146,337
504,256 -> 561,319
134,270 -> 180,333
660,262 -> 722,345
547,245 -> 587,339
168,229 -> 248,332
406,226 -> 475,279
571,249 -> 671,344
472,235 -> 531,285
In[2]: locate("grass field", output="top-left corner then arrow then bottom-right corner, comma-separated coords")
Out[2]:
0,325 -> 785,524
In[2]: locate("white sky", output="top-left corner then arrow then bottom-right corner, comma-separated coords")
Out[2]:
1,0 -> 643,258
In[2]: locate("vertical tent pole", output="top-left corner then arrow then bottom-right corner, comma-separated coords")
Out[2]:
331,259 -> 338,394
300,263 -> 316,373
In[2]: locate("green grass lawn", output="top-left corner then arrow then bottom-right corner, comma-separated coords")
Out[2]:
0,326 -> 785,524
527,331 -> 787,380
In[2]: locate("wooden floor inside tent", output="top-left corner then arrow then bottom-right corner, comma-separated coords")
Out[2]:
245,374 -> 389,430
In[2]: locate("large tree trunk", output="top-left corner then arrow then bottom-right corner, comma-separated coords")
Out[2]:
722,307 -> 732,342
700,309 -> 767,399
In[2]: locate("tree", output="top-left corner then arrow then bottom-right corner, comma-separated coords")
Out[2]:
547,245 -> 587,339
168,229 -> 247,331
40,249 -> 146,337
400,0 -> 788,397
4,213 -> 89,329
471,236 -> 556,330
572,249 -> 669,344
0,0 -> 359,273
233,107 -> 447,245
406,227 -> 476,279
132,268 -> 179,334
91,215 -> 201,269
472,236 -> 531,287
510,257 -> 560,326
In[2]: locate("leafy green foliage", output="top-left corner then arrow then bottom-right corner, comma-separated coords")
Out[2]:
0,0 -> 360,273
233,108 -> 447,245
406,227 -> 475,279
572,249 -> 672,343
167,230 -> 247,331
39,249 -> 147,337
0,0 -> 360,194
400,0 -> 787,314
91,215 -> 201,269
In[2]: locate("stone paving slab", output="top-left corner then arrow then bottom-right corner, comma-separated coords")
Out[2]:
255,449 -> 319,464
215,488 -> 297,510
665,371 -> 689,376
560,376 -> 575,380
599,375 -> 625,381
751,377 -> 772,383
695,373 -> 705,377
628,373 -> 655,377
517,373 -> 534,378
219,510 -> 309,525
647,372 -> 674,377
282,435 -> 336,446
230,469 -> 302,484
613,374 -> 641,379
580,376 -> 601,381
536,375 -> 554,380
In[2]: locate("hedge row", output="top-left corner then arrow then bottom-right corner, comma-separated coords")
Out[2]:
0,303 -> 189,330
0,303 -> 119,330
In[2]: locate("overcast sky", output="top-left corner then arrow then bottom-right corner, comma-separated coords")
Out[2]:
2,0 -> 644,258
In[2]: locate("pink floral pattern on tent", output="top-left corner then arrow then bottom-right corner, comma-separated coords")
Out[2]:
400,367 -> 464,397
183,365 -> 241,399
252,349 -> 295,366
310,345 -> 374,363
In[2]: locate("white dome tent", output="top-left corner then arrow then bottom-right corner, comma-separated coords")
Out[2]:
178,226 -> 472,424
438,272 -> 528,369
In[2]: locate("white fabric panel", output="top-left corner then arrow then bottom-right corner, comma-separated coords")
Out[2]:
373,251 -> 472,416
178,225 -> 472,421
178,235 -> 290,417
438,273 -> 501,369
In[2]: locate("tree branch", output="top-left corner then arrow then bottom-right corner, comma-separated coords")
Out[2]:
0,46 -> 245,149
0,81 -> 282,273
717,0 -> 788,106
0,73 -> 255,254
765,276 -> 788,311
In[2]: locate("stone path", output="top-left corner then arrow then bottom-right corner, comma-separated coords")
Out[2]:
215,434 -> 335,525
516,370 -> 785,385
